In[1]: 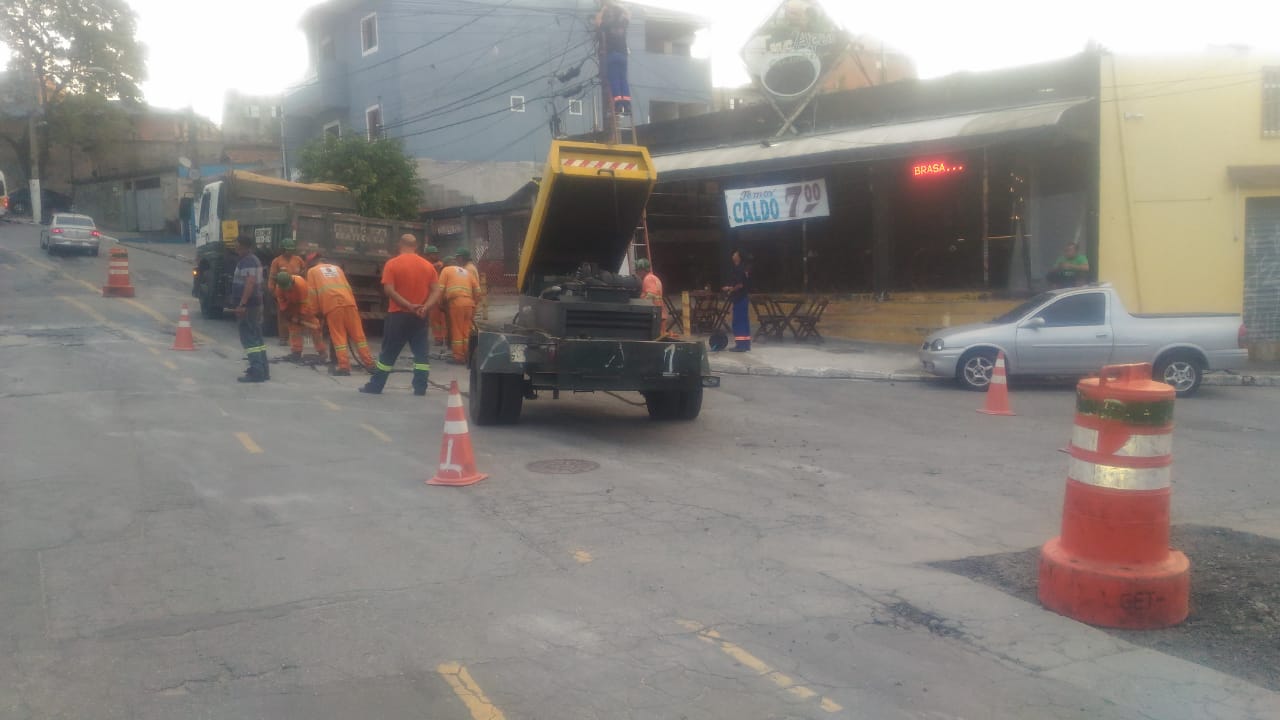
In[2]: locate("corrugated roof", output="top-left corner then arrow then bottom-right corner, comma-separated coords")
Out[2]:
652,98 -> 1092,182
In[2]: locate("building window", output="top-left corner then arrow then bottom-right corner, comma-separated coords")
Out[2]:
510,95 -> 526,112
1265,67 -> 1280,138
366,105 -> 382,140
323,121 -> 341,138
568,99 -> 583,116
361,13 -> 379,56
248,105 -> 260,119
271,106 -> 279,119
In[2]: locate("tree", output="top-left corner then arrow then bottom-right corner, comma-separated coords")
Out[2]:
0,0 -> 147,179
297,135 -> 422,220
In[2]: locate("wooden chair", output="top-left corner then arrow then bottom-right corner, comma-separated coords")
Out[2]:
793,297 -> 829,342
751,295 -> 787,340
663,295 -> 684,335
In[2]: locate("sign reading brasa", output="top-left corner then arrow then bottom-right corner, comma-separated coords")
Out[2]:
724,179 -> 830,229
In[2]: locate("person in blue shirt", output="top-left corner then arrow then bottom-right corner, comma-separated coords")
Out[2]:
231,235 -> 269,382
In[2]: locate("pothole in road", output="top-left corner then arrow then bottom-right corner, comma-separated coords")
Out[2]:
525,459 -> 600,475
932,525 -> 1280,691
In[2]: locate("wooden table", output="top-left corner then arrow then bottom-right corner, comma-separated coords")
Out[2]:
689,291 -> 731,334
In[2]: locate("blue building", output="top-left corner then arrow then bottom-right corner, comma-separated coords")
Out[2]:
283,0 -> 712,208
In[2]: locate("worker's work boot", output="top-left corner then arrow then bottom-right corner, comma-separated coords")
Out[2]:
330,367 -> 352,377
285,351 -> 303,363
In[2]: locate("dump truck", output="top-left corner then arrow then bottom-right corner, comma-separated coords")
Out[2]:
191,171 -> 425,335
468,140 -> 717,425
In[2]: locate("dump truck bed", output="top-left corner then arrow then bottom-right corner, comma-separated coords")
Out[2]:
517,141 -> 657,294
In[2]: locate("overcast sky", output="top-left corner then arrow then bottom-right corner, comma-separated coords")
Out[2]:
5,0 -> 1279,123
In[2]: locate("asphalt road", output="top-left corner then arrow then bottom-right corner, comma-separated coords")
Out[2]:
2,222 -> 1278,719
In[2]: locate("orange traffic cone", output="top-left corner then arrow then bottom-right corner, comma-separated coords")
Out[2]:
172,303 -> 196,350
427,380 -> 488,487
102,246 -> 136,298
977,351 -> 1016,416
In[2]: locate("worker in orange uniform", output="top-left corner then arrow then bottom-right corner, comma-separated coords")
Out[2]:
305,252 -> 375,375
635,258 -> 673,338
439,249 -> 481,364
425,244 -> 448,356
267,238 -> 305,346
274,271 -> 327,362
360,234 -> 442,396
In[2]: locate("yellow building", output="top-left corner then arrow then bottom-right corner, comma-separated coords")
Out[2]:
1099,53 -> 1280,357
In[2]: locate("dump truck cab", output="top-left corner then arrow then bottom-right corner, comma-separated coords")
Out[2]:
469,140 -> 715,425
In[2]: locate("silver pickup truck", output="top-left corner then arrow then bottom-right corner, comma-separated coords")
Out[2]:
918,284 -> 1248,396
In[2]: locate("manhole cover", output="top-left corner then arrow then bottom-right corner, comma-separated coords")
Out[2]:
526,459 -> 599,475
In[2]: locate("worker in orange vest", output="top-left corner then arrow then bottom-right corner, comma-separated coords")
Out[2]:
267,238 -> 305,346
274,271 -> 327,362
305,252 -> 374,375
635,258 -> 672,338
425,244 -> 449,356
439,250 -> 481,364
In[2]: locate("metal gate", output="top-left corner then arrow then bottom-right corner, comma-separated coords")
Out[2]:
135,187 -> 166,232
1244,196 -> 1280,347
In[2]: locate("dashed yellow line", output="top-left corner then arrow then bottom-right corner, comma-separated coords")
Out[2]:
234,432 -> 263,454
361,423 -> 392,443
572,550 -> 593,564
677,620 -> 842,712
437,662 -> 506,720
123,298 -> 168,324
57,296 -> 108,325
11,249 -> 55,271
320,398 -> 340,411
160,359 -> 178,371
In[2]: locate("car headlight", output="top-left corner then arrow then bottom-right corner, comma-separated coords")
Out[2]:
930,339 -> 945,351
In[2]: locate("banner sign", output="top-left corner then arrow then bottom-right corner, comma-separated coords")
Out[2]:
741,0 -> 850,105
725,179 -> 830,229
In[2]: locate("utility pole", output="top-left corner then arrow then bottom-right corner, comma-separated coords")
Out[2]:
596,21 -> 615,144
28,66 -> 43,224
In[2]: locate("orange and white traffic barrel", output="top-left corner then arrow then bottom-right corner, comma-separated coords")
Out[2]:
1038,362 -> 1188,628
102,246 -> 136,298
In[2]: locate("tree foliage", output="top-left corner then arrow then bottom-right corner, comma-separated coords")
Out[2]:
297,135 -> 422,220
1,0 -> 147,102
46,92 -> 131,154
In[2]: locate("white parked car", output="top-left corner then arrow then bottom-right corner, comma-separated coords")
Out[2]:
40,213 -> 102,256
918,284 -> 1249,396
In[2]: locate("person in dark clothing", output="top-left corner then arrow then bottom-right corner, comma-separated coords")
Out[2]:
361,234 -> 443,396
231,235 -> 269,382
595,0 -> 631,114
722,249 -> 751,352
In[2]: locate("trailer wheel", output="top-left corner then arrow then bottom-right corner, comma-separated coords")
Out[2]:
643,391 -> 680,420
497,374 -> 524,425
470,363 -> 502,426
676,387 -> 703,420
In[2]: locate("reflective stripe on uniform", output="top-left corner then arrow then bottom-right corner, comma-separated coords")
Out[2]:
1071,426 -> 1173,458
376,360 -> 394,372
413,363 -> 431,372
245,345 -> 268,354
356,341 -> 369,348
334,344 -> 348,351
1068,457 -> 1171,490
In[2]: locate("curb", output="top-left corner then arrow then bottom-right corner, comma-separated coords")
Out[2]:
709,361 -> 1280,388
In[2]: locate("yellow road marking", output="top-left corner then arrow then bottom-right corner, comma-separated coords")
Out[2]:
57,296 -> 108,325
123,298 -> 168,324
361,423 -> 392,443
147,346 -> 161,356
234,432 -> 263,454
572,550 -> 593,564
12,249 -> 55,271
320,398 -> 340,411
72,277 -> 100,294
437,662 -> 506,720
677,620 -> 842,712
160,359 -> 178,371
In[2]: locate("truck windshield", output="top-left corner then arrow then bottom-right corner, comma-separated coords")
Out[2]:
989,292 -> 1054,323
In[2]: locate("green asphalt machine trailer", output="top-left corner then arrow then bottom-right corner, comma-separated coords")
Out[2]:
468,140 -> 717,425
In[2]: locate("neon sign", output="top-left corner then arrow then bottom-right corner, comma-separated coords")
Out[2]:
912,160 -> 966,178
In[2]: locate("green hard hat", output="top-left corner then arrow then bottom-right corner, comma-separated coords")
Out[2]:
425,245 -> 439,254
282,237 -> 297,250
276,271 -> 293,288
455,248 -> 471,260
635,258 -> 651,271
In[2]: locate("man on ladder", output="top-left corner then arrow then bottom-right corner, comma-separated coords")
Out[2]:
595,1 -> 631,117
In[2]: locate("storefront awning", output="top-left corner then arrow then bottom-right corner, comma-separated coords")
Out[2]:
652,98 -> 1092,182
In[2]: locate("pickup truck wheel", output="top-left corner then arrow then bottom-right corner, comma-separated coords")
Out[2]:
497,374 -> 523,425
957,349 -> 997,391
676,387 -> 703,420
470,363 -> 502,426
1154,354 -> 1203,397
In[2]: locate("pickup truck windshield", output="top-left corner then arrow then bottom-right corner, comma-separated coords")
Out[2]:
990,292 -> 1054,323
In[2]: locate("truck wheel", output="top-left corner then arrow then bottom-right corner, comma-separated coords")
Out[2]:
497,374 -> 524,425
676,387 -> 703,420
1154,353 -> 1203,397
470,363 -> 502,426
957,349 -> 997,391
644,391 -> 680,420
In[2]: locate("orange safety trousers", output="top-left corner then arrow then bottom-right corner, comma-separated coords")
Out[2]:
429,305 -> 448,346
288,314 -> 327,356
324,306 -> 374,371
447,301 -> 475,362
